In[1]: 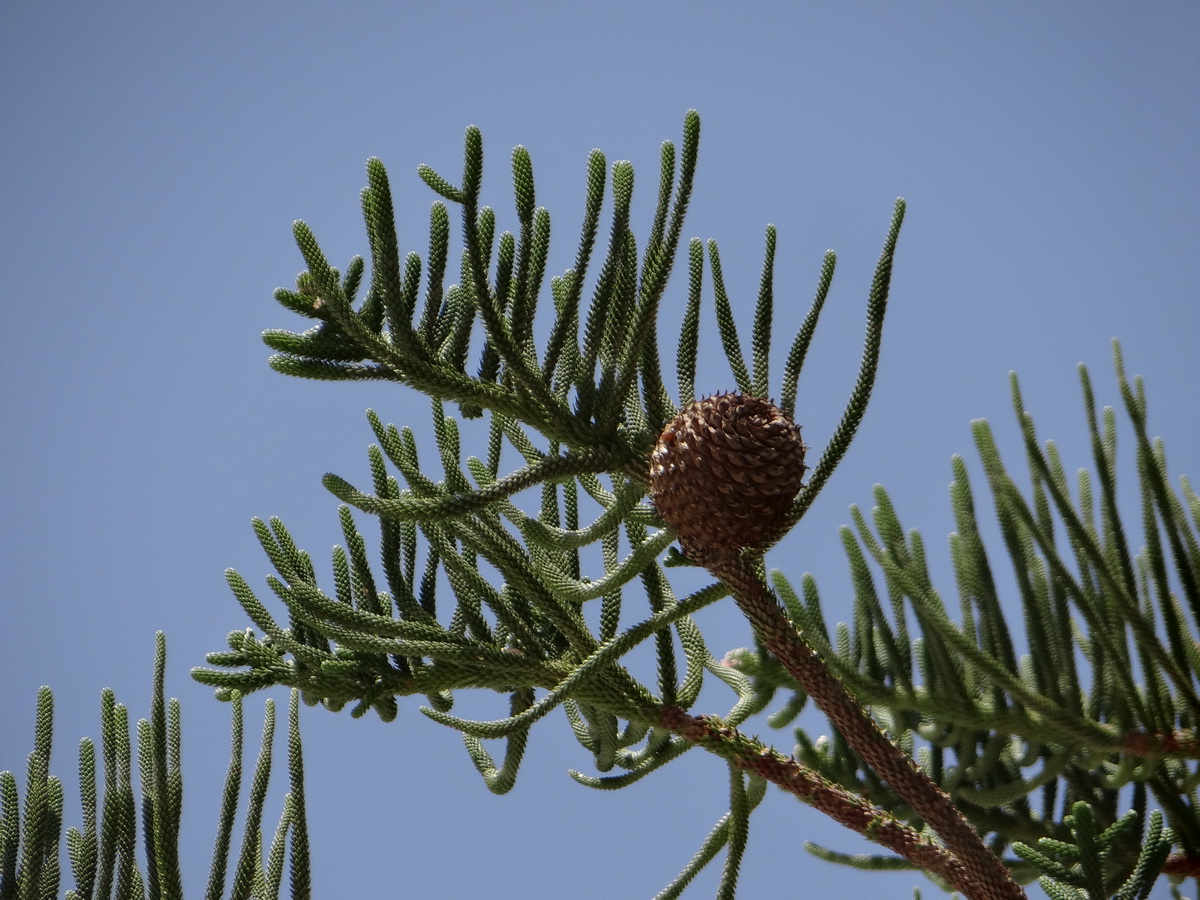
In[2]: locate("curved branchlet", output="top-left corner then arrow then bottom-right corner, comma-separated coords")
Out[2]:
780,249 -> 836,420
675,237 -> 704,407
750,344 -> 1197,886
790,198 -> 906,527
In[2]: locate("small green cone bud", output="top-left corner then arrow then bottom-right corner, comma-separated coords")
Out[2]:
650,393 -> 807,567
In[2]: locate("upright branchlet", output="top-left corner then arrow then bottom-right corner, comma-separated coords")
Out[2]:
0,636 -> 309,899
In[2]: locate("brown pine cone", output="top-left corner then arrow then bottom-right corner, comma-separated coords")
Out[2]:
649,393 -> 807,567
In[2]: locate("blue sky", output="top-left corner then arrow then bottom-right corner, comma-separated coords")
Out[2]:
2,3 -> 1197,898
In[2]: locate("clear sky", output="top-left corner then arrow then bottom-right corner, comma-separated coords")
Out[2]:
2,3 -> 1197,898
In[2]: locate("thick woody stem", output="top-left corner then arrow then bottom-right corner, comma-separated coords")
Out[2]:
658,705 -> 974,891
708,552 -> 1027,900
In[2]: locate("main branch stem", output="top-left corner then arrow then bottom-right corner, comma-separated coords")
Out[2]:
658,705 -> 973,890
709,553 -> 1026,900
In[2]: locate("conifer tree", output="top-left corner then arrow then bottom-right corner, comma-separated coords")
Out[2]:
4,113 -> 1194,900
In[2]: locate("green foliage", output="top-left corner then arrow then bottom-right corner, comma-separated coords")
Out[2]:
193,111 -> 918,895
1012,803 -> 1172,900
731,341 -> 1199,890
187,112 -> 1198,897
0,634 -> 309,900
